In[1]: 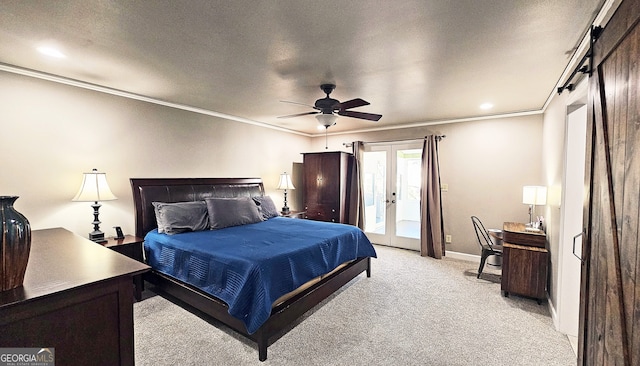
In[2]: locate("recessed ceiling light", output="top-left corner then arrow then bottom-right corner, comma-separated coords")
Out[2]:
480,103 -> 493,110
37,46 -> 66,59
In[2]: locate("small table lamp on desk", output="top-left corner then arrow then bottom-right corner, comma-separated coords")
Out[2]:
522,186 -> 547,228
500,222 -> 548,304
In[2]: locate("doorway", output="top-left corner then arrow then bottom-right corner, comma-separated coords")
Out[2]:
558,104 -> 587,342
361,142 -> 422,251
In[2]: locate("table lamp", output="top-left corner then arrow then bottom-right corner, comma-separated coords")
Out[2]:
72,168 -> 117,243
522,185 -> 547,226
276,172 -> 295,214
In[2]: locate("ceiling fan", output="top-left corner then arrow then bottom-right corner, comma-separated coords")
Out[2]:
278,84 -> 382,128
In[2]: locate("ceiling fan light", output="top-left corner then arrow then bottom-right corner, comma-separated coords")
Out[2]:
315,113 -> 337,127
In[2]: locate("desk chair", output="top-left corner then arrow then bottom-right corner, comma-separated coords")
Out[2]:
471,216 -> 503,278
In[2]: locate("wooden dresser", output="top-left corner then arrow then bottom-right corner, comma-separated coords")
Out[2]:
0,228 -> 150,366
302,151 -> 353,223
500,222 -> 548,304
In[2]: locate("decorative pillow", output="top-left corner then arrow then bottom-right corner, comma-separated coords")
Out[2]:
252,195 -> 280,219
152,201 -> 209,235
205,197 -> 264,230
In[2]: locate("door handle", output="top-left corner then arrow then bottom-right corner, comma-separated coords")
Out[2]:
572,231 -> 584,263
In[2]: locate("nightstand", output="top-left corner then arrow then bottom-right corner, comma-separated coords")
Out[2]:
102,235 -> 145,301
281,210 -> 305,219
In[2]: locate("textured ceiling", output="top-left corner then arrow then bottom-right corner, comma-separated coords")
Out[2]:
0,1 -> 605,135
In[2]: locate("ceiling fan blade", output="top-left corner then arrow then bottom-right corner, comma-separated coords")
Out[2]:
338,110 -> 382,121
339,98 -> 370,110
277,111 -> 319,119
280,100 -> 316,109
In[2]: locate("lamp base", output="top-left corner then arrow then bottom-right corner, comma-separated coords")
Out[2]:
89,231 -> 107,244
281,206 -> 290,215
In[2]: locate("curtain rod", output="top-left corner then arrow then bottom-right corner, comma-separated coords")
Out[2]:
342,135 -> 446,148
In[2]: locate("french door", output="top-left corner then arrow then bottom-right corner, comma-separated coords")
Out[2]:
361,143 -> 422,251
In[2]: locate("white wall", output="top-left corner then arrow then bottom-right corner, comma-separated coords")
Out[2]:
0,71 -> 310,238
309,115 -> 545,256
541,77 -> 587,319
1,69 -> 546,259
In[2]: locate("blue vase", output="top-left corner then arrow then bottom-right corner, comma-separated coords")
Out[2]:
1,196 -> 31,291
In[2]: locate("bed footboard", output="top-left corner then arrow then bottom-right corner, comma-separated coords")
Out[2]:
146,257 -> 371,361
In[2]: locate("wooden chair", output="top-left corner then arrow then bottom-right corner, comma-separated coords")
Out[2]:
471,216 -> 502,278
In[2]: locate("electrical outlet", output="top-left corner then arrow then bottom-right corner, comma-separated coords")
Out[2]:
440,183 -> 449,192
445,235 -> 452,243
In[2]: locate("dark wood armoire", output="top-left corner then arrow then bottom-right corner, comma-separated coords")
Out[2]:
579,0 -> 640,364
302,151 -> 353,223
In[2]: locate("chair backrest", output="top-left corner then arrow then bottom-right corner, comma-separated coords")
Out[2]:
471,216 -> 498,251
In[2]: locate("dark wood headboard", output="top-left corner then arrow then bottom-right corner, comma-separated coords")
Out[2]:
130,178 -> 265,238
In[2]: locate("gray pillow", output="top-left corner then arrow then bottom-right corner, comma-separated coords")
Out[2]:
205,197 -> 264,230
152,201 -> 209,235
252,195 -> 280,219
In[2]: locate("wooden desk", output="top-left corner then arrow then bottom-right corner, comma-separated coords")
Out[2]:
0,228 -> 150,366
501,222 -> 548,304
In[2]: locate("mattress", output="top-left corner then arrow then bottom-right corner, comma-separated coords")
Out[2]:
144,217 -> 376,333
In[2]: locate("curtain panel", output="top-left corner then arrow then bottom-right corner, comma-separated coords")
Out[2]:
420,135 -> 445,258
349,141 -> 365,229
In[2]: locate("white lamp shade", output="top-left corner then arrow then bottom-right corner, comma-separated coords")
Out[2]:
522,186 -> 547,205
276,173 -> 295,190
315,113 -> 337,127
72,170 -> 117,202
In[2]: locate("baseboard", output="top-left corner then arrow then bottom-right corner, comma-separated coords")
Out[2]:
548,297 -> 560,330
446,250 -> 480,263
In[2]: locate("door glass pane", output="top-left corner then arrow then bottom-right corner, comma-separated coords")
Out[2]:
362,151 -> 386,234
395,149 -> 421,239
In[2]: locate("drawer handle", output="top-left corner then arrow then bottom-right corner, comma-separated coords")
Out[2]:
572,231 -> 584,263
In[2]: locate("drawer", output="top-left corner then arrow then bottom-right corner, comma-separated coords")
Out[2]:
304,204 -> 339,222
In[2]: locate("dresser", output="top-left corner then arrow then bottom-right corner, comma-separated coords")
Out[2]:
500,222 -> 548,304
302,151 -> 353,223
0,228 -> 150,366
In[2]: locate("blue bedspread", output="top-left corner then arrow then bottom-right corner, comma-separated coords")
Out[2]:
144,217 -> 376,334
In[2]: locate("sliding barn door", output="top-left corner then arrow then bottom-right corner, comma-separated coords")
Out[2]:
579,0 -> 640,364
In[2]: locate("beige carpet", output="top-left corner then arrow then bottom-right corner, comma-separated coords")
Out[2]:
134,245 -> 576,365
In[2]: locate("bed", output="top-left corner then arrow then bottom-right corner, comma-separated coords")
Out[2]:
130,177 -> 376,361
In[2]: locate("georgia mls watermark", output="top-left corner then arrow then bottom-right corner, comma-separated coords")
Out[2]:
0,348 -> 54,366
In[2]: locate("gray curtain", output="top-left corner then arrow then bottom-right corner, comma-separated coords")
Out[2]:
349,141 -> 365,229
420,135 -> 445,258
